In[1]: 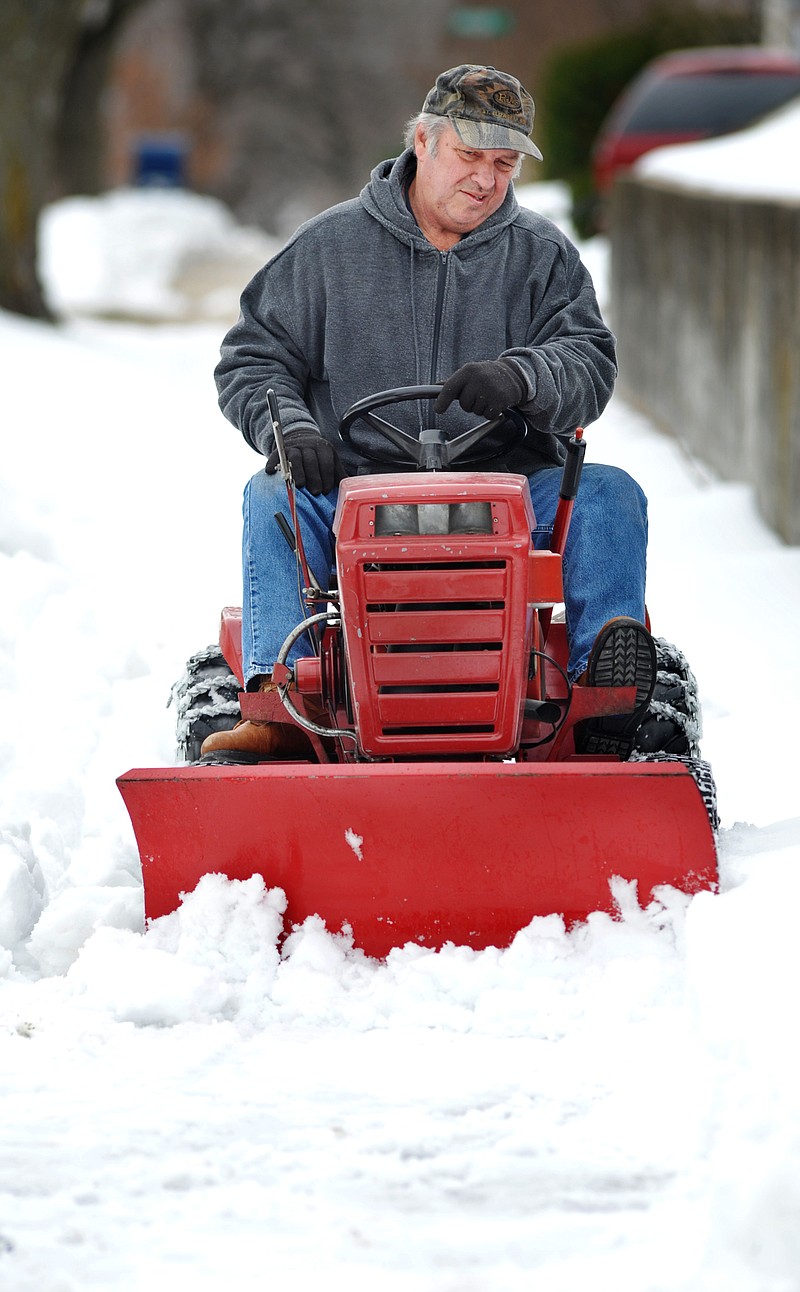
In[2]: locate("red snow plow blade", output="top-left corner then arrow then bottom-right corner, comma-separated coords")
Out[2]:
118,759 -> 716,956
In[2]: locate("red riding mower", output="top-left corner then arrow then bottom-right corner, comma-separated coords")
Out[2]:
118,387 -> 717,956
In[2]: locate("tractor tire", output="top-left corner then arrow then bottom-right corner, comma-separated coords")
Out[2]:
629,751 -> 719,834
633,637 -> 702,758
170,645 -> 241,763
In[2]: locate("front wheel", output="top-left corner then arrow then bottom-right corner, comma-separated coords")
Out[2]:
169,645 -> 241,763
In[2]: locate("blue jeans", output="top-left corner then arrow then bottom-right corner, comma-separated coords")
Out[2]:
241,464 -> 648,686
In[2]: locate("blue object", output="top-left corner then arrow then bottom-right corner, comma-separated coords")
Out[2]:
133,134 -> 187,188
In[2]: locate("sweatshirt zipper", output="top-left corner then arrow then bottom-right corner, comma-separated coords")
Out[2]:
427,251 -> 449,422
429,251 -> 448,383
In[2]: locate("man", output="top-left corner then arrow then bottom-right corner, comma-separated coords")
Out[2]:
203,64 -> 655,761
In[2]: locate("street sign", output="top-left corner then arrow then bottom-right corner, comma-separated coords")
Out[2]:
448,7 -> 516,38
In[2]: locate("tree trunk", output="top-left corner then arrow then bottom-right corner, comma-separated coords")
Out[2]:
56,0 -> 145,196
0,0 -> 86,317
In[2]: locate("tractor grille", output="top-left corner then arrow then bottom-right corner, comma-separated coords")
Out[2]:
333,475 -> 538,758
341,556 -> 527,753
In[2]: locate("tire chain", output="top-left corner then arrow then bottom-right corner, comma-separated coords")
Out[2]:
633,636 -> 702,758
169,645 -> 241,762
629,750 -> 719,834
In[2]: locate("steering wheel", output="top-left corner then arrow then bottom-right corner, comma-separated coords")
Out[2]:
338,385 -> 527,470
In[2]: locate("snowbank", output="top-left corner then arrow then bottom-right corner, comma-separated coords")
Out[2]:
636,96 -> 800,199
39,188 -> 280,322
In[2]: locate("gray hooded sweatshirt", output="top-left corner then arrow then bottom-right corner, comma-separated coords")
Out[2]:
215,149 -> 617,476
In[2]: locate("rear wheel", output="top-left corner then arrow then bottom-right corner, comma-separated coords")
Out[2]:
633,637 -> 701,758
170,645 -> 241,763
628,638 -> 718,832
629,751 -> 719,833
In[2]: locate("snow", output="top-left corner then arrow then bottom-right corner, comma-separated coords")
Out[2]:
39,188 -> 280,321
1,151 -> 800,1289
636,96 -> 800,199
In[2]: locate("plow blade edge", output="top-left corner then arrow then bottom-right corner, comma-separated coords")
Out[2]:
117,761 -> 717,957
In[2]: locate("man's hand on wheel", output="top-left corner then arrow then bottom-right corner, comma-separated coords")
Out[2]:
434,359 -> 526,420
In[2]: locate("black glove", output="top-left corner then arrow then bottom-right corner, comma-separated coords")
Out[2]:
265,427 -> 346,495
434,359 -> 526,420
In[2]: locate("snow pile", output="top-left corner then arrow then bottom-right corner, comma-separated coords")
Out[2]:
0,168 -> 800,1287
61,872 -> 688,1033
39,188 -> 280,322
637,96 -> 800,199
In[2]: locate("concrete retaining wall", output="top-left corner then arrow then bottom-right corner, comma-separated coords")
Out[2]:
609,176 -> 800,543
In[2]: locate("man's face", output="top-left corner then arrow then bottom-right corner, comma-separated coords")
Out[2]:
410,123 -> 520,248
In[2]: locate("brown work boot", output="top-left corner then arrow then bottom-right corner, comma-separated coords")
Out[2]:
574,617 -> 656,758
199,677 -> 314,763
200,719 -> 311,760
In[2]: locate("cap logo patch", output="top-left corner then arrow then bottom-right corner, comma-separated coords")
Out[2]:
492,89 -> 521,114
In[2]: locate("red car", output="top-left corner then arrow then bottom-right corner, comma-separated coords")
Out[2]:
592,46 -> 800,195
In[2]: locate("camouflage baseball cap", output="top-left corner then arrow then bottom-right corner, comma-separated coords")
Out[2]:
422,65 -> 543,160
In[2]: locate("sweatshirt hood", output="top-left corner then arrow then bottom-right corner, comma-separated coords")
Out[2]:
360,148 -> 521,252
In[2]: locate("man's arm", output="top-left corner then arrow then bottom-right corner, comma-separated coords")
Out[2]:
214,265 -> 320,458
503,248 -> 617,435
436,241 -> 616,436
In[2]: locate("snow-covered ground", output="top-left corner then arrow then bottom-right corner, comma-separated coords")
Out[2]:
1,113 -> 800,1289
